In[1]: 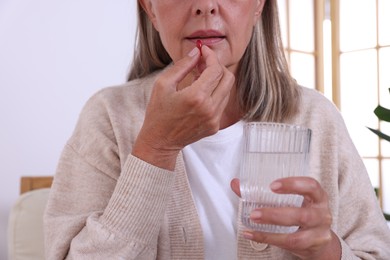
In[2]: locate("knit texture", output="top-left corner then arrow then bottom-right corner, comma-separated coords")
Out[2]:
44,71 -> 390,259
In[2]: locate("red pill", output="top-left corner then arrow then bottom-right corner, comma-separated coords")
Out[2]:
196,40 -> 202,56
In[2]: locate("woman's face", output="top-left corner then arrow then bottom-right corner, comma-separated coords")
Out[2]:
140,0 -> 266,73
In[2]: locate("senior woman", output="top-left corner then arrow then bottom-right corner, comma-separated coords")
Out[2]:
44,0 -> 390,259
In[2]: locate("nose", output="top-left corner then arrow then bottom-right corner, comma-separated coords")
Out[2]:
194,0 -> 218,16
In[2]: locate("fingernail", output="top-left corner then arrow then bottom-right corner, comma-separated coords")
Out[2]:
243,231 -> 254,240
270,181 -> 282,190
251,210 -> 262,219
188,47 -> 199,57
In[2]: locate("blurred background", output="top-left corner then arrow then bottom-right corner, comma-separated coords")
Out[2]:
0,0 -> 136,257
0,0 -> 389,258
277,0 -> 390,217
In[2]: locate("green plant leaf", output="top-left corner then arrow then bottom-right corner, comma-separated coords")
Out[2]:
367,127 -> 390,142
374,105 -> 390,122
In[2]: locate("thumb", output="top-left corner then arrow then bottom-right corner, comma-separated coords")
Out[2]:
230,178 -> 241,197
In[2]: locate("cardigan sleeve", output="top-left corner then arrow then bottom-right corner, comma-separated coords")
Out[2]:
310,94 -> 390,259
43,89 -> 175,259
335,123 -> 390,260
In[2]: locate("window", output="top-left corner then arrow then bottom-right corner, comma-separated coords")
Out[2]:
278,0 -> 321,92
278,0 -> 390,211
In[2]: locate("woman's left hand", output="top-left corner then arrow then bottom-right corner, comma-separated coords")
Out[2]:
230,177 -> 341,260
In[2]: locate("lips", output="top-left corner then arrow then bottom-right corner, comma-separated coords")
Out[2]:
186,30 -> 225,45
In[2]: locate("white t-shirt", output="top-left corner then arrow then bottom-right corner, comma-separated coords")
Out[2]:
183,121 -> 244,260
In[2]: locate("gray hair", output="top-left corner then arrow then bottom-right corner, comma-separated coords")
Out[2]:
128,1 -> 300,122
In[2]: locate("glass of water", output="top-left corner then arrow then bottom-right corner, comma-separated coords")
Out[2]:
240,122 -> 312,233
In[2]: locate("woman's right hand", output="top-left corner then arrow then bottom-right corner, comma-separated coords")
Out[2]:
132,45 -> 235,170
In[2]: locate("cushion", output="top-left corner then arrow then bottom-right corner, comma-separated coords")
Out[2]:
8,188 -> 50,260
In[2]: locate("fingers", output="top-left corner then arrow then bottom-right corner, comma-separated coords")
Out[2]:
233,177 -> 327,208
191,45 -> 233,97
244,228 -> 333,256
188,46 -> 234,118
249,177 -> 331,228
158,47 -> 201,89
158,45 -> 233,104
250,206 -> 331,229
210,66 -> 234,104
140,45 -> 233,153
270,177 -> 327,204
241,177 -> 335,259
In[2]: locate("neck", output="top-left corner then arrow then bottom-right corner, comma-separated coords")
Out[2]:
219,85 -> 243,129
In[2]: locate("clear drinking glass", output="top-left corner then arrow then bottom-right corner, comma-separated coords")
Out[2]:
240,122 -> 312,233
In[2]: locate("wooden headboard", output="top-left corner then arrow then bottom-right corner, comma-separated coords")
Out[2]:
20,176 -> 53,194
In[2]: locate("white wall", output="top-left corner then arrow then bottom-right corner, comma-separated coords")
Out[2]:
0,0 -> 136,258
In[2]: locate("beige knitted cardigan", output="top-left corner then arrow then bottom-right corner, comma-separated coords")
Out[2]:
44,71 -> 390,259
